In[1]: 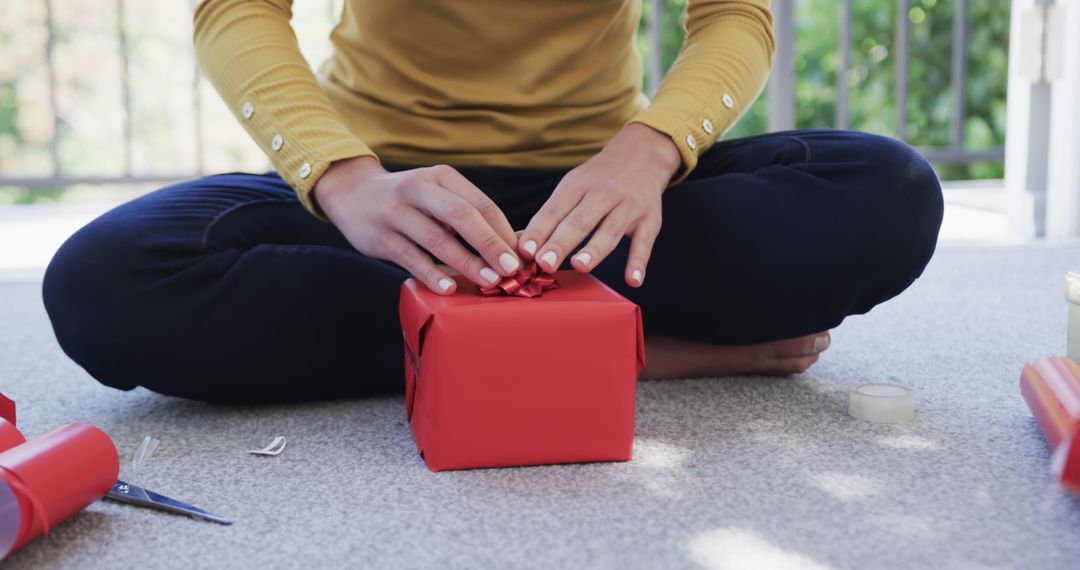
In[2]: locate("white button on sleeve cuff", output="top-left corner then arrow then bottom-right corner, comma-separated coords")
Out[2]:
299,163 -> 312,179
271,134 -> 284,151
242,102 -> 254,119
685,134 -> 697,150
702,119 -> 714,134
722,94 -> 734,109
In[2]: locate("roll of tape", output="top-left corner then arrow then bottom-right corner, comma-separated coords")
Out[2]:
849,383 -> 915,423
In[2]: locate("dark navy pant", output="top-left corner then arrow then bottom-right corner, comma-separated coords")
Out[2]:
42,130 -> 944,403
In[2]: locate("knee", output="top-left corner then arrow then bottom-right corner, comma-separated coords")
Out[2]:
858,134 -> 944,261
840,134 -> 945,308
864,134 -> 942,224
43,219 -> 104,340
43,215 -> 141,391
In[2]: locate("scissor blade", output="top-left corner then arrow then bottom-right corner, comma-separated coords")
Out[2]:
106,480 -> 232,525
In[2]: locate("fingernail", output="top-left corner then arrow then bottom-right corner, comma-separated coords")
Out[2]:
480,267 -> 500,284
523,240 -> 538,255
499,252 -> 519,273
573,251 -> 592,267
813,334 -> 830,353
630,269 -> 642,284
438,278 -> 454,292
539,250 -> 558,269
479,267 -> 498,285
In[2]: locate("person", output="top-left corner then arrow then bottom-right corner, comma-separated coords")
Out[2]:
41,0 -> 943,404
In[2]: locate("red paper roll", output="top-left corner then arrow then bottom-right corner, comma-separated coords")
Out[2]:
0,423 -> 119,557
0,420 -> 25,454
1020,356 -> 1080,494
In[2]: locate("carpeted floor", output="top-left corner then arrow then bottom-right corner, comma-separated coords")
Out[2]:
2,243 -> 1079,569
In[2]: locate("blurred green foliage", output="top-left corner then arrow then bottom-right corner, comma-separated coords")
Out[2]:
638,0 -> 1009,180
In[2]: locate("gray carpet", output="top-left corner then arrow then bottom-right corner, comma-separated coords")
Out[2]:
2,243 -> 1080,570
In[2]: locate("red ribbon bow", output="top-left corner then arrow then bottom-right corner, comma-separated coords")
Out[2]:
477,261 -> 560,298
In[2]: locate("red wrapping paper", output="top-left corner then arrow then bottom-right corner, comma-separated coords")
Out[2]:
0,420 -> 25,458
1020,356 -> 1080,494
400,270 -> 645,471
0,422 -> 119,557
0,394 -> 14,426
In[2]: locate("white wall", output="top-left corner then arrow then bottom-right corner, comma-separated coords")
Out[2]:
1006,0 -> 1080,239
1045,1 -> 1080,238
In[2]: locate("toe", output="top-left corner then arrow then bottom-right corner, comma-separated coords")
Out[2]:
773,332 -> 830,358
769,353 -> 820,375
812,331 -> 831,353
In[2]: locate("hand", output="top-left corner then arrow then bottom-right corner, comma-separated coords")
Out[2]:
518,123 -> 681,288
313,156 -> 521,295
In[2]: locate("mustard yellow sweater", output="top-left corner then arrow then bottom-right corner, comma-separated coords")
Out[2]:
193,0 -> 775,221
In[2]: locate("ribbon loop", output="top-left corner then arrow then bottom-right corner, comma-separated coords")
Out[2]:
477,261 -> 560,298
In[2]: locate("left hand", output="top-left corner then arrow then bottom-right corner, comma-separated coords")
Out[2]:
518,122 -> 682,287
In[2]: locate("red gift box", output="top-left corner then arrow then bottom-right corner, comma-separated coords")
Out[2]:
399,269 -> 645,471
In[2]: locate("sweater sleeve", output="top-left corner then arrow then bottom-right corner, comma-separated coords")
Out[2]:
193,0 -> 378,221
627,0 -> 776,184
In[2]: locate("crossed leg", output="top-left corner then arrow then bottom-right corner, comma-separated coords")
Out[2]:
42,130 -> 942,403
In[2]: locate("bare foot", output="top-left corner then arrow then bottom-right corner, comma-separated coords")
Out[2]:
638,331 -> 831,380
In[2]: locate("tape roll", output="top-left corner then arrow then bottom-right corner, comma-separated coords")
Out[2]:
849,383 -> 915,423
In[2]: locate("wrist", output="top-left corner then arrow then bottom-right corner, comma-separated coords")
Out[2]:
616,123 -> 683,179
312,155 -> 384,216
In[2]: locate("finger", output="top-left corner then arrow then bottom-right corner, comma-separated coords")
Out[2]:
535,194 -> 609,272
568,204 -> 631,273
624,213 -> 661,287
430,165 -> 519,251
518,174 -> 586,262
404,182 -> 521,276
398,209 -> 503,288
381,232 -> 457,295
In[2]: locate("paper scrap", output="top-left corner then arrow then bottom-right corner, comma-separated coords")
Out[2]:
249,436 -> 286,456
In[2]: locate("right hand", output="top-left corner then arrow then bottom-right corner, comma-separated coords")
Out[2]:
312,156 -> 522,295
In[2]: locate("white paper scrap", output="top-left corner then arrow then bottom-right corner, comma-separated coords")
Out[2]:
249,436 -> 287,456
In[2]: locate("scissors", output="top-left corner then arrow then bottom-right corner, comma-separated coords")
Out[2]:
105,480 -> 232,525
